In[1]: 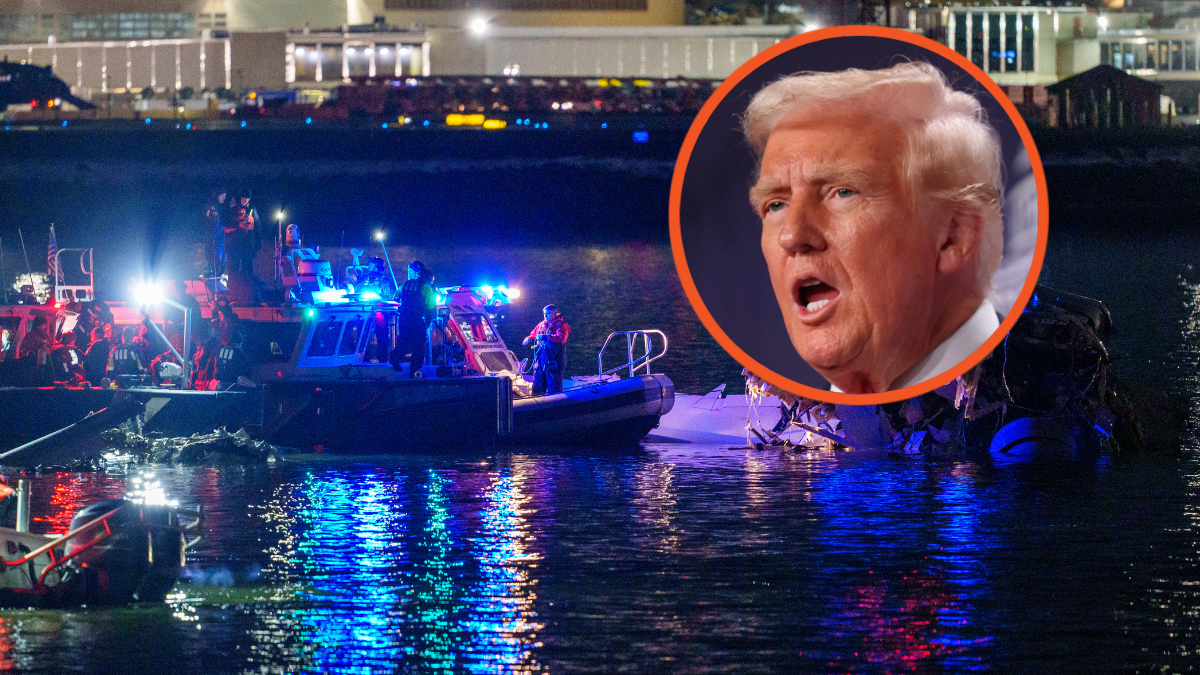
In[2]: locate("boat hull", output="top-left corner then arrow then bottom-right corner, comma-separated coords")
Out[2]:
260,377 -> 513,451
509,374 -> 675,446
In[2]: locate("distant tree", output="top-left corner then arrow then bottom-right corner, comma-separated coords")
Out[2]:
213,87 -> 235,101
142,87 -> 156,100
179,86 -> 195,100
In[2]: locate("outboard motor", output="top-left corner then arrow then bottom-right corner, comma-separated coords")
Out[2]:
62,499 -> 186,604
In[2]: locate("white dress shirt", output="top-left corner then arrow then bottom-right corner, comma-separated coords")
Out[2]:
831,300 -> 1000,393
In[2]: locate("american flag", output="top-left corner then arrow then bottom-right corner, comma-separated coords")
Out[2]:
46,225 -> 61,286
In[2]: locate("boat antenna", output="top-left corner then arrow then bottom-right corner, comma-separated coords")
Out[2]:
375,230 -> 398,292
17,228 -> 33,288
0,236 -> 6,302
335,228 -> 344,287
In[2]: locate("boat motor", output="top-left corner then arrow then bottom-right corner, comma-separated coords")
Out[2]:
63,499 -> 190,604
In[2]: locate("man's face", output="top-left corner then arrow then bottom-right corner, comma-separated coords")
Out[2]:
754,113 -> 952,393
543,309 -> 555,322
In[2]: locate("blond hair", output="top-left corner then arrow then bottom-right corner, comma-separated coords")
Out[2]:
743,62 -> 1004,292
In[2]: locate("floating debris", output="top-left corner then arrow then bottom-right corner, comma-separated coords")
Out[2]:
102,428 -> 282,466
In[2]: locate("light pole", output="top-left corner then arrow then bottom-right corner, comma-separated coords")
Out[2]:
134,282 -> 192,390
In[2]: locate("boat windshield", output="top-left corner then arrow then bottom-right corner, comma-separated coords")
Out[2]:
339,319 -> 363,356
307,319 -> 342,357
361,312 -> 396,363
456,313 -> 498,344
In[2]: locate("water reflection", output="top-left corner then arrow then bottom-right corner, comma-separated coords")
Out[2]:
237,465 -> 544,674
463,464 -> 542,673
0,445 -> 1197,672
811,462 -> 990,672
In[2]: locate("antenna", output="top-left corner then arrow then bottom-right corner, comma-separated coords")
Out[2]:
17,228 -> 33,288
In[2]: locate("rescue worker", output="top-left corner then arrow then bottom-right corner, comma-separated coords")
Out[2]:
192,319 -> 223,390
134,320 -> 155,367
214,330 -> 251,389
108,325 -> 146,379
225,187 -> 259,303
18,315 -> 55,385
206,188 -> 228,277
83,324 -> 112,386
50,330 -> 86,383
523,304 -> 570,395
393,260 -> 437,377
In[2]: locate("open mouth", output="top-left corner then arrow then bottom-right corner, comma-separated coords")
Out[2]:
796,278 -> 839,316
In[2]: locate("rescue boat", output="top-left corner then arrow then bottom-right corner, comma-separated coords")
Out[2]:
0,243 -> 675,454
257,285 -> 674,450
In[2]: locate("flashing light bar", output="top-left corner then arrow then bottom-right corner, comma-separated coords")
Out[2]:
436,285 -> 521,306
312,288 -> 348,304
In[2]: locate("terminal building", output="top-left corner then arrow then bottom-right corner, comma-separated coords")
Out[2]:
0,0 -> 1198,122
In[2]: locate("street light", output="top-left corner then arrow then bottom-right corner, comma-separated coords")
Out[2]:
133,281 -> 192,389
468,17 -> 488,36
375,230 -> 398,293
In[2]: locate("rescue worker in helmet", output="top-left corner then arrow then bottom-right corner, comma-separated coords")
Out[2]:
523,304 -> 570,395
108,325 -> 147,380
392,260 -> 437,377
215,330 -> 252,389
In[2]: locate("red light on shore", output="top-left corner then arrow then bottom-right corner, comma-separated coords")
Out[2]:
29,100 -> 36,107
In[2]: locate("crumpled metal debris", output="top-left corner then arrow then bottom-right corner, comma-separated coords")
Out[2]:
101,428 -> 280,465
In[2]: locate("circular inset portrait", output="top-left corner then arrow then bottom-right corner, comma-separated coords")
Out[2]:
670,26 -> 1047,404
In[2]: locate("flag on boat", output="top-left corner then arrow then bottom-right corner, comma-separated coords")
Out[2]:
47,225 -> 62,286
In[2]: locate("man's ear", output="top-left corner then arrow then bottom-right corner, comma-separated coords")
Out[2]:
936,206 -> 983,276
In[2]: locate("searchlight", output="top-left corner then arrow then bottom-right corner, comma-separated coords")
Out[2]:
132,281 -> 164,306
131,280 -> 193,389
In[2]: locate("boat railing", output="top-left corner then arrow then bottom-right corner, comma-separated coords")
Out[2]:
597,330 -> 668,379
3,503 -> 203,587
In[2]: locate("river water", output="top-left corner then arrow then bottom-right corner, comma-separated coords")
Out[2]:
0,220 -> 1199,673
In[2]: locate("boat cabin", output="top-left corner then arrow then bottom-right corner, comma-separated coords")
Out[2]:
287,286 -> 521,383
0,305 -> 79,362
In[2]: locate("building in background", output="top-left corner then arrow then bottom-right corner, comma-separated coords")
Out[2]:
2,0 -> 1200,124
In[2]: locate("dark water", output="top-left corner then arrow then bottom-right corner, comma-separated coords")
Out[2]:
3,445 -> 1199,674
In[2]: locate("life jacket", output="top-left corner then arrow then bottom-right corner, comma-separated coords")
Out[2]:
399,279 -> 435,325
110,344 -> 144,375
215,345 -> 249,382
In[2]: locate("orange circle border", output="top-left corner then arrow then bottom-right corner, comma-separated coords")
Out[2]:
669,25 -> 1050,406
